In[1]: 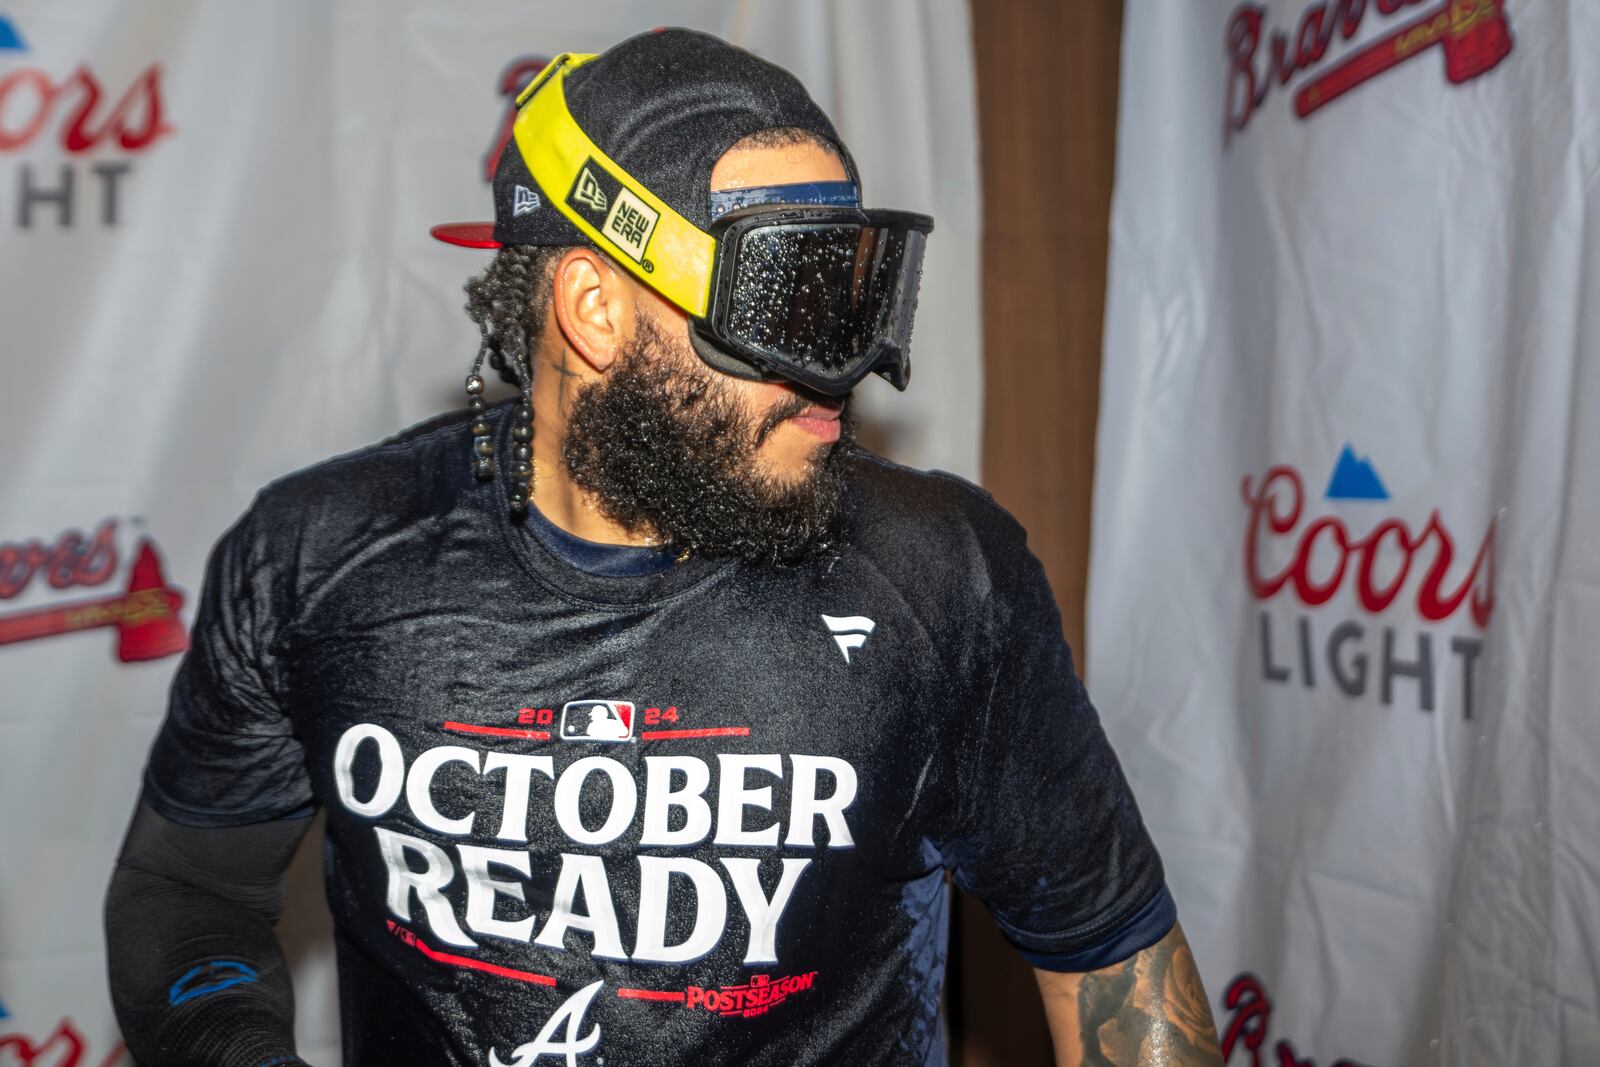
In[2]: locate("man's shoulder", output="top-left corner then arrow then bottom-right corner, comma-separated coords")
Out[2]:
844,449 -> 1029,571
249,406 -> 477,521
228,405 -> 483,574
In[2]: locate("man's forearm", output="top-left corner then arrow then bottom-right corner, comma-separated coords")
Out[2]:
104,801 -> 311,1067
1035,921 -> 1223,1066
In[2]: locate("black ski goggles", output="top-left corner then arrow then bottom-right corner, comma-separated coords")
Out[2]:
688,205 -> 934,396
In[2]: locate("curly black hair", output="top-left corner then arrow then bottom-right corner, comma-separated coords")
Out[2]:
462,244 -> 569,390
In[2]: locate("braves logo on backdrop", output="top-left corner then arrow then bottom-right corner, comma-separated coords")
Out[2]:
0,1015 -> 129,1067
0,12 -> 175,229
482,55 -> 550,182
0,518 -> 187,662
1241,446 -> 1493,718
1221,973 -> 1374,1067
1223,0 -> 1514,145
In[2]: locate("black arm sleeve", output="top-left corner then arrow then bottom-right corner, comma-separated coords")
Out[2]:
104,799 -> 314,1067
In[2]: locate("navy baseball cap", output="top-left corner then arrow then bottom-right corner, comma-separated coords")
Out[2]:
431,27 -> 861,250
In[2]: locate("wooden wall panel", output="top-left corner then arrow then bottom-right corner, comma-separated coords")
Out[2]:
952,2 -> 1124,1064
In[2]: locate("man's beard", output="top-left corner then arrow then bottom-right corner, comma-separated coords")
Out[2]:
560,316 -> 856,565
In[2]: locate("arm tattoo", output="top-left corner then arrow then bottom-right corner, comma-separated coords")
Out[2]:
1077,940 -> 1222,1066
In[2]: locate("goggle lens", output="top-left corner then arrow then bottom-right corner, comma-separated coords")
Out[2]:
720,219 -> 927,390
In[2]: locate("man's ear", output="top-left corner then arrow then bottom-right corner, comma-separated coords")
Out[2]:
550,247 -> 634,373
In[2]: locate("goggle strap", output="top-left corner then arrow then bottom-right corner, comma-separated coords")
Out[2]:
511,54 -> 717,318
514,52 -> 588,109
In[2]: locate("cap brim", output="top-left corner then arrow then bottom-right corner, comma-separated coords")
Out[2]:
430,222 -> 501,249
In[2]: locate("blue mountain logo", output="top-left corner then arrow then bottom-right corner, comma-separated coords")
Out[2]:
1325,444 -> 1389,500
0,15 -> 27,52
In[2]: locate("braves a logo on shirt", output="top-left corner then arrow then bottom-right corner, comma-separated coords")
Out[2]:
488,979 -> 603,1066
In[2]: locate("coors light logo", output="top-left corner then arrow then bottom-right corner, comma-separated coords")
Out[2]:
1241,447 -> 1493,719
0,12 -> 175,229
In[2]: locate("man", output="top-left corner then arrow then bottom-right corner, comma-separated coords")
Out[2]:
104,28 -> 1222,1067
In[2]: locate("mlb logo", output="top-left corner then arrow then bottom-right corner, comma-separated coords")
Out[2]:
560,700 -> 635,742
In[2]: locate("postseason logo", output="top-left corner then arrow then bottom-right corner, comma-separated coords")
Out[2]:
560,699 -> 635,742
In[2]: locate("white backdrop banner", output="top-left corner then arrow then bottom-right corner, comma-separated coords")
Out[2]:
0,2 -> 979,1061
1093,1 -> 1597,1065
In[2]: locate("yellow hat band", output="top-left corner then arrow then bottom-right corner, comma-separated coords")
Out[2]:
511,53 -> 718,318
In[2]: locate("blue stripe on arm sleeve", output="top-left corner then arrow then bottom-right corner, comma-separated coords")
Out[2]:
1018,883 -> 1178,973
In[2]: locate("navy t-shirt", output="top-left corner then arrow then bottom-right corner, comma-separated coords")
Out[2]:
142,399 -> 1173,1066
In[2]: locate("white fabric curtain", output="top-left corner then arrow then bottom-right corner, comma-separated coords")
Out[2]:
0,2 -> 979,1059
1093,2 -> 1598,1064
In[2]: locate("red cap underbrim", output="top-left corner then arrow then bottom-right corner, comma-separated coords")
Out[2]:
430,222 -> 501,249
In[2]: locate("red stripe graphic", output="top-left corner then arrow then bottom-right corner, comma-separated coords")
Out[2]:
617,988 -> 687,1002
442,721 -> 551,741
640,727 -> 751,741
388,921 -> 555,986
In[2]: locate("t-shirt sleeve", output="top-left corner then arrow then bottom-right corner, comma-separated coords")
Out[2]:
142,497 -> 315,826
937,525 -> 1173,970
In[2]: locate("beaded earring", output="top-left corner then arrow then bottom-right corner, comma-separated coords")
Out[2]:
502,342 -> 535,516
466,336 -> 496,483
465,333 -> 535,518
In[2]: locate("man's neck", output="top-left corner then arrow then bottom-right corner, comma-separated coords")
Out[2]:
526,346 -> 657,549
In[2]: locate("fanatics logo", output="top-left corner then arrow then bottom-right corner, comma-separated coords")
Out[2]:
820,614 -> 875,664
512,184 -> 540,217
560,700 -> 635,742
572,165 -> 609,213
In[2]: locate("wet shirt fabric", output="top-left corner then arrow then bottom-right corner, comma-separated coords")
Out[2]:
142,400 -> 1172,1067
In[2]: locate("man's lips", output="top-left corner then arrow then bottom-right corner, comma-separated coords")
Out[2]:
787,404 -> 842,440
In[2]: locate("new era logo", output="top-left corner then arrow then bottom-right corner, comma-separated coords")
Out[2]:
512,184 -> 540,217
602,187 -> 659,262
573,166 -> 608,212
821,614 -> 876,664
565,159 -> 658,265
560,699 -> 635,742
